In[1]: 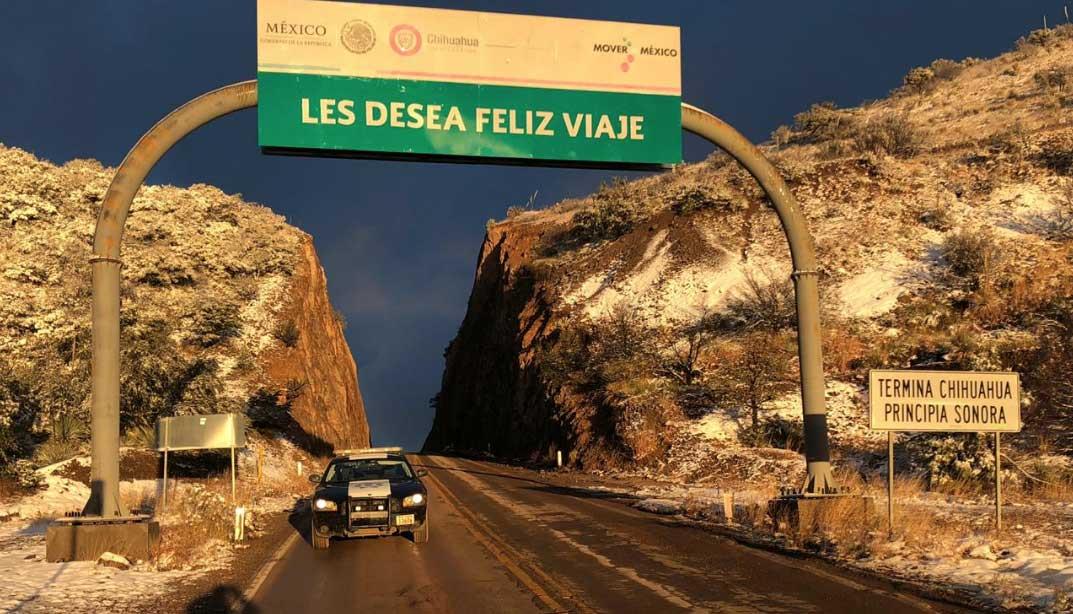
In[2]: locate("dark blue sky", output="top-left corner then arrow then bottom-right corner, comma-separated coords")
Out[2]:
0,1 -> 1059,450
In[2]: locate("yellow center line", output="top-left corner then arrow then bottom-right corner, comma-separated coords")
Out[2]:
417,454 -> 595,614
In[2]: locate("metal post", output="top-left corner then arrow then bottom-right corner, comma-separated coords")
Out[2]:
995,432 -> 1002,531
231,446 -> 237,506
887,431 -> 895,538
161,418 -> 169,511
681,104 -> 836,494
88,81 -> 257,517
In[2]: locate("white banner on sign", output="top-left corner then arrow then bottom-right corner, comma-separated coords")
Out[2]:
868,370 -> 1021,433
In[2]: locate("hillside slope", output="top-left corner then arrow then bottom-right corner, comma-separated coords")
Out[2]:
0,144 -> 369,478
426,27 -> 1073,483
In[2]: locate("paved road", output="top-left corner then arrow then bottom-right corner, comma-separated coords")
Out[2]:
249,455 -> 966,613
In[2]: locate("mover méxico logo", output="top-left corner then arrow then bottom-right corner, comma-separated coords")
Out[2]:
593,37 -> 678,72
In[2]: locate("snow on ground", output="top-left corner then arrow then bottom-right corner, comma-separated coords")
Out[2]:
0,436 -> 311,611
683,380 -> 884,451
633,499 -> 683,515
564,229 -> 786,325
837,250 -> 915,318
0,474 -> 88,521
0,520 -> 196,614
595,477 -> 1073,612
862,537 -> 1073,612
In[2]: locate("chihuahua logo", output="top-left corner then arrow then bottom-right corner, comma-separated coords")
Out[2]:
390,24 -> 422,56
341,19 -> 376,54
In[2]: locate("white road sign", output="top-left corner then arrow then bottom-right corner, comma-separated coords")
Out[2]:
868,370 -> 1021,432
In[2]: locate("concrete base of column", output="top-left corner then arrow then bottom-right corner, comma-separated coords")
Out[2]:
45,516 -> 159,562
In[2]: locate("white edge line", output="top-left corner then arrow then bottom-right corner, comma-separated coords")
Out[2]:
239,529 -> 301,610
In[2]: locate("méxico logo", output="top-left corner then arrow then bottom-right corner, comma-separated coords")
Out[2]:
390,24 -> 422,56
341,19 -> 376,54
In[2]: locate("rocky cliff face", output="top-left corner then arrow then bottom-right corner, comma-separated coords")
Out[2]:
424,221 -> 562,459
426,28 -> 1073,480
0,144 -> 368,472
263,238 -> 370,449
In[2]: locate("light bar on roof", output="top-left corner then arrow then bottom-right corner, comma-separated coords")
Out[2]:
336,447 -> 405,456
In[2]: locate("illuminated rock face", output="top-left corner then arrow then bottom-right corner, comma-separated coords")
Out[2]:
0,145 -> 369,459
427,33 -> 1073,471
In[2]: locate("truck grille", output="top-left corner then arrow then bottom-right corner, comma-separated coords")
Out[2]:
349,498 -> 389,528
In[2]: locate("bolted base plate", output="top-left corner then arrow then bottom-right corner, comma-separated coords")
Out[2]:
45,516 -> 159,562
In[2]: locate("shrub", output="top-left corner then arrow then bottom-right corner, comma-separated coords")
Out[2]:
723,271 -> 797,332
738,414 -> 804,451
770,125 -> 793,147
189,302 -> 242,347
929,58 -> 964,81
120,319 -> 224,431
273,319 -> 300,348
572,179 -> 643,243
1015,26 -> 1073,54
332,307 -> 348,331
1034,67 -> 1073,94
1040,182 -> 1073,240
11,459 -> 42,490
939,228 -> 1000,290
34,437 -> 82,466
707,332 -> 796,430
917,202 -> 954,231
988,121 -> 1033,162
506,191 -> 538,218
538,305 -> 659,392
792,102 -> 857,142
1035,133 -> 1073,175
668,186 -> 726,215
122,423 -> 158,449
852,114 -> 923,158
907,433 -> 996,489
899,66 -> 935,95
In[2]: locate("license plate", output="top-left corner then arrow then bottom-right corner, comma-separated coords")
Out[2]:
394,514 -> 415,526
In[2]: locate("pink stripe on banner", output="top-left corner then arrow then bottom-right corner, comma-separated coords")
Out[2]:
375,69 -> 681,95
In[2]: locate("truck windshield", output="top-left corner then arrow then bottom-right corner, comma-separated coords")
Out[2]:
323,459 -> 413,483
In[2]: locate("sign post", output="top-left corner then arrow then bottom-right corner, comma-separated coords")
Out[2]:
161,419 -> 170,510
995,433 -> 1002,531
886,431 -> 894,537
869,370 -> 1021,535
155,413 -> 248,507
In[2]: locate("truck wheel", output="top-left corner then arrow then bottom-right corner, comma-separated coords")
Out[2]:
311,518 -> 330,550
413,514 -> 429,544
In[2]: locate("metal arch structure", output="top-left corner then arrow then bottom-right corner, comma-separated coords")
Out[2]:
85,81 -> 836,517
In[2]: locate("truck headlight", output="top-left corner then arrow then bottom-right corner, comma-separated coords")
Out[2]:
314,498 -> 338,511
403,493 -> 425,507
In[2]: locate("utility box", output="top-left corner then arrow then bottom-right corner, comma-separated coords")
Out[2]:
46,516 -> 159,562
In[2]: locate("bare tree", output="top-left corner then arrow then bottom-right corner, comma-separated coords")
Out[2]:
710,333 -> 797,435
662,311 -> 719,386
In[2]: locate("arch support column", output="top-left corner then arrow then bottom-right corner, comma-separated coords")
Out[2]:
680,104 -> 837,494
86,81 -> 258,516
85,83 -> 837,519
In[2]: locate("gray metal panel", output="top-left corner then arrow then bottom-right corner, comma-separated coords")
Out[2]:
155,413 -> 246,451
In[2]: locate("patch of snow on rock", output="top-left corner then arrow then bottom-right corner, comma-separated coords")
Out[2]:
837,250 -> 914,319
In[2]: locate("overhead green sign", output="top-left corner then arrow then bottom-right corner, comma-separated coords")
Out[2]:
257,0 -> 682,169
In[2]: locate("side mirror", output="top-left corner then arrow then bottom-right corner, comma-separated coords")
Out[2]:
416,469 -> 428,478
308,473 -> 321,484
